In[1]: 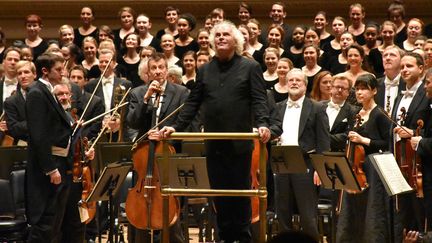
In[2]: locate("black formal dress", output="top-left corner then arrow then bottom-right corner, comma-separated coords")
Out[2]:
25,80 -> 73,242
275,97 -> 330,240
336,106 -> 391,243
173,54 -> 270,242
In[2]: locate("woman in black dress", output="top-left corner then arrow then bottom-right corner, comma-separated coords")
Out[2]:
401,18 -> 424,52
313,11 -> 334,49
301,44 -> 324,95
156,6 -> 179,40
336,73 -> 391,243
74,6 -> 98,49
387,1 -> 407,47
262,47 -> 280,90
81,36 -> 100,79
196,28 -> 215,57
326,32 -> 354,75
322,16 -> 347,57
286,25 -> 306,68
347,3 -> 366,45
271,57 -> 293,103
368,21 -> 397,78
247,19 -> 264,69
117,32 -> 142,88
113,6 -> 136,52
24,14 -> 47,61
174,13 -> 199,60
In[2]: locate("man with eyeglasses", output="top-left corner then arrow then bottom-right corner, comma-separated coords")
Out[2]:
274,68 -> 330,241
324,73 -> 359,152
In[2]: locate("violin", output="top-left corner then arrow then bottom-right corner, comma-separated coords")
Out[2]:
125,92 -> 180,230
250,138 -> 267,223
0,112 -> 14,147
346,114 -> 368,191
394,107 -> 423,197
70,108 -> 97,223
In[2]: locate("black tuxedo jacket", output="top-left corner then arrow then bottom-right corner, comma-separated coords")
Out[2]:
84,76 -> 132,110
3,90 -> 27,142
277,97 -> 330,168
391,82 -> 429,130
322,100 -> 359,152
25,80 -> 73,224
375,76 -> 406,109
126,81 -> 189,137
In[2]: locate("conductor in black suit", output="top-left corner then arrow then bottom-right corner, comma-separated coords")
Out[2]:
323,73 -> 358,152
3,60 -> 36,145
160,21 -> 271,242
275,68 -> 330,240
25,53 -> 73,242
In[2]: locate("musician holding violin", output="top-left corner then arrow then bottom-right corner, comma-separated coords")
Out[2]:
336,74 -> 392,243
393,52 -> 430,238
126,52 -> 188,242
52,80 -> 96,243
411,69 -> 432,232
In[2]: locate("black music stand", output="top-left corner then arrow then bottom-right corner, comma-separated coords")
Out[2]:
85,162 -> 131,243
310,152 -> 360,243
157,156 -> 210,241
94,142 -> 133,243
0,146 -> 27,179
270,145 -> 308,174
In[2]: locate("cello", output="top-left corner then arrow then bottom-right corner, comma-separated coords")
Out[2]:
0,111 -> 14,147
346,114 -> 368,191
412,119 -> 424,198
125,91 -> 180,230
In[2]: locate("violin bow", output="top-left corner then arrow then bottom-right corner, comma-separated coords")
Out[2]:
72,55 -> 114,137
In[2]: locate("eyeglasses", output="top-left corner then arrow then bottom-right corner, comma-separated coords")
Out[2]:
332,85 -> 349,91
55,92 -> 71,98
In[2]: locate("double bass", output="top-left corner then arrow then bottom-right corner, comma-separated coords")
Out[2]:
346,114 -> 368,191
125,92 -> 180,230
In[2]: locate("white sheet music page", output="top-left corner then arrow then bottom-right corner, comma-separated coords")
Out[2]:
372,153 -> 413,195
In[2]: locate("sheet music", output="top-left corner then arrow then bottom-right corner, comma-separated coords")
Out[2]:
372,153 -> 413,196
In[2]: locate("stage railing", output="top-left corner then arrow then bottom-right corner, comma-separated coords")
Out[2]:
160,132 -> 267,243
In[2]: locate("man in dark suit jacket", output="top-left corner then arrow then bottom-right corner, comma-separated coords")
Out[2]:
3,60 -> 36,145
275,68 -> 330,241
324,74 -> 358,151
393,52 -> 430,238
160,21 -> 271,243
375,46 -> 406,115
411,69 -> 432,231
260,2 -> 293,49
125,53 -> 188,243
0,47 -> 21,115
25,53 -> 73,242
69,65 -> 104,140
84,49 -> 132,141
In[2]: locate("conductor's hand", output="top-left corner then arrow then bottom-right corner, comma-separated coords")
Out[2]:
159,126 -> 176,138
49,170 -> 61,185
258,127 -> 270,143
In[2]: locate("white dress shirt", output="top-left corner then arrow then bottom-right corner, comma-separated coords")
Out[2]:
3,77 -> 18,102
395,80 -> 422,141
326,99 -> 345,130
384,73 -> 401,115
102,75 -> 114,112
280,95 -> 305,146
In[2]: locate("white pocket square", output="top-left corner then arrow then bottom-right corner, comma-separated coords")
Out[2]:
342,118 -> 348,122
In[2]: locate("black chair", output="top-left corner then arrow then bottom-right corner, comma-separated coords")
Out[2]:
10,170 -> 26,217
0,178 -> 28,242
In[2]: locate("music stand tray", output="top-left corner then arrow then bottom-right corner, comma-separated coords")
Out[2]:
310,152 -> 360,243
96,142 -> 134,166
270,145 -> 308,174
0,146 -> 27,179
157,156 -> 210,189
